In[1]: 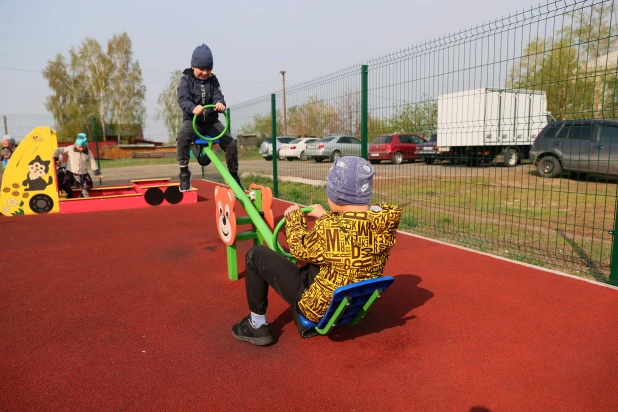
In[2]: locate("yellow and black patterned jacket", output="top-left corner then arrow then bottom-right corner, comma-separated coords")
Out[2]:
285,203 -> 401,323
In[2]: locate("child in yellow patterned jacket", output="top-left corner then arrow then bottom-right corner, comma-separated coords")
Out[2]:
232,156 -> 401,346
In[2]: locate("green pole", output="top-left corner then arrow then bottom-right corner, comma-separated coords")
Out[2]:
271,94 -> 279,197
92,116 -> 102,185
361,64 -> 368,160
610,197 -> 618,286
227,107 -> 231,134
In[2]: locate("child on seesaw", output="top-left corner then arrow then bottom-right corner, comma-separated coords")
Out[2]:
232,155 -> 402,346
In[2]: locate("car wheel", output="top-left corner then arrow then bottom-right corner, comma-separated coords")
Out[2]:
300,151 -> 308,161
536,156 -> 562,178
278,151 -> 285,161
264,156 -> 272,161
424,158 -> 435,165
286,157 -> 294,161
370,160 -> 380,164
392,151 -> 403,165
504,148 -> 519,167
330,151 -> 341,162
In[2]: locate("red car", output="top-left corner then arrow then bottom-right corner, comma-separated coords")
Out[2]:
368,134 -> 426,164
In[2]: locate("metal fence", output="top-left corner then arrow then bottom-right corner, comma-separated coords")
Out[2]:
3,0 -> 618,284
232,0 -> 618,285
0,113 -> 241,185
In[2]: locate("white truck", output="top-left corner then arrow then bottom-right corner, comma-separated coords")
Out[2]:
437,88 -> 553,166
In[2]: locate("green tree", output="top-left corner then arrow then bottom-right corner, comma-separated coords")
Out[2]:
240,111 -> 282,138
385,97 -> 438,138
42,33 -> 146,141
157,70 -> 183,143
108,33 -> 146,143
508,4 -> 618,120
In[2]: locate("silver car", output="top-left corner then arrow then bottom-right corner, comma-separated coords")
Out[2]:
304,135 -> 362,162
259,136 -> 295,161
530,120 -> 618,178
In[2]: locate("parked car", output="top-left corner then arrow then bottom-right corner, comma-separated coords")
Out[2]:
259,136 -> 296,161
279,137 -> 318,161
305,136 -> 362,162
368,133 -> 426,164
417,134 -> 459,165
530,119 -> 618,178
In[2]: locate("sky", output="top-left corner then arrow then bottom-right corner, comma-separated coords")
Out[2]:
0,0 -> 540,116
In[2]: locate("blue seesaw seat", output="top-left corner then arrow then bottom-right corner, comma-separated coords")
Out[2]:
298,276 -> 395,335
194,137 -> 220,145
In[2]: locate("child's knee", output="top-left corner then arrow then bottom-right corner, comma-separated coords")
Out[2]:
246,245 -> 268,265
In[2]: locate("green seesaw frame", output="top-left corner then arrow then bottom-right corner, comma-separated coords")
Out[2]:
193,108 -> 391,335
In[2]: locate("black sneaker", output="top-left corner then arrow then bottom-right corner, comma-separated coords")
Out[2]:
179,170 -> 192,192
232,314 -> 274,346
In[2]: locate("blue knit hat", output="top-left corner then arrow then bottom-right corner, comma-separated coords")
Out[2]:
191,44 -> 213,69
326,156 -> 375,205
75,133 -> 88,147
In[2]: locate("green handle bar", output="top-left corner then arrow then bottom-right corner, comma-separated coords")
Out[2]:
273,207 -> 313,259
191,104 -> 276,251
192,104 -> 229,144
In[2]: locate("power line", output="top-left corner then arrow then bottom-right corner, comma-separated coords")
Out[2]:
0,66 -> 40,73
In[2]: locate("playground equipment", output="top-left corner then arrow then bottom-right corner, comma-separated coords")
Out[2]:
0,127 -> 197,217
197,109 -> 394,334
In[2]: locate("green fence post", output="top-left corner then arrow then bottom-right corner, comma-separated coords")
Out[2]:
361,64 -> 368,160
610,198 -> 618,286
92,116 -> 102,186
271,94 -> 278,197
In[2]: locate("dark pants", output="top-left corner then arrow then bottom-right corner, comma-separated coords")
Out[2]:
176,119 -> 239,178
245,245 -> 319,337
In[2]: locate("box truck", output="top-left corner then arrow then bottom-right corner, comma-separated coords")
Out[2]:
437,88 -> 553,166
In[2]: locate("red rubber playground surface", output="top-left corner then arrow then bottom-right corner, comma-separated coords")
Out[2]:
2,180 -> 618,411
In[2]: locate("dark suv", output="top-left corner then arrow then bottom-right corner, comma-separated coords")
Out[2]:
530,120 -> 618,178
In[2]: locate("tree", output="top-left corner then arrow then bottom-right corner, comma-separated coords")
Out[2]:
42,33 -> 146,141
240,111 -> 282,138
286,96 -> 337,137
335,89 -> 361,137
508,4 -> 618,120
385,97 -> 438,138
108,33 -> 146,143
157,70 -> 183,143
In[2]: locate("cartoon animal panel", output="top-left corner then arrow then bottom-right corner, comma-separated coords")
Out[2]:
214,186 -> 237,246
0,127 -> 60,216
249,183 -> 274,230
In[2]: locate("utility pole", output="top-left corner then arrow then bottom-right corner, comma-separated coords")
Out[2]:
280,70 -> 287,136
2,116 -> 7,135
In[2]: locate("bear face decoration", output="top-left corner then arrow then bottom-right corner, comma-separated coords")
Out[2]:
214,186 -> 236,246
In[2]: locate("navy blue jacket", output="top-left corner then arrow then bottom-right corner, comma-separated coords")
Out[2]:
177,68 -> 226,123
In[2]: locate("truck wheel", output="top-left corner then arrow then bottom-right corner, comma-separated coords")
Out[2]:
424,158 -> 435,165
504,148 -> 519,167
536,156 -> 562,178
392,151 -> 403,165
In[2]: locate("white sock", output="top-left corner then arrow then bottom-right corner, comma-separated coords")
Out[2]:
250,312 -> 267,328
